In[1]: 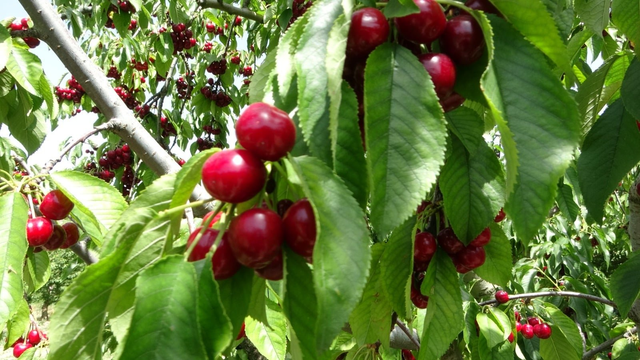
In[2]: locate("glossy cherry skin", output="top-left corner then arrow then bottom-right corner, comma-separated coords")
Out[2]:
254,252 -> 283,280
440,15 -> 485,65
13,342 -> 32,358
28,330 -> 41,345
346,8 -> 389,60
59,222 -> 80,249
39,189 -> 74,220
282,199 -> 317,258
533,323 -> 552,339
495,290 -> 509,304
455,245 -> 486,270
228,208 -> 283,269
235,103 -> 296,161
507,332 -> 514,343
26,217 -> 54,246
43,225 -> 67,250
494,208 -> 506,222
521,324 -> 534,339
402,349 -> 416,360
414,231 -> 437,262
418,53 -> 456,99
394,0 -> 447,45
465,0 -> 500,15
527,316 -> 540,326
439,92 -> 465,112
202,211 -> 222,227
186,227 -> 241,280
410,287 -> 429,308
469,227 -> 491,247
201,149 -> 267,204
437,227 -> 465,255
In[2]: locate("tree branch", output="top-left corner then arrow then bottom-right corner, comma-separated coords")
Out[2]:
395,319 -> 420,350
42,127 -> 103,174
69,239 -> 99,264
197,0 -> 264,23
9,28 -> 40,38
581,326 -> 637,360
478,291 -> 617,308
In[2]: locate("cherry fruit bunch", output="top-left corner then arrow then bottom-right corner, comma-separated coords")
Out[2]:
25,189 -> 80,253
187,103 -> 317,283
7,18 -> 40,48
10,328 -> 47,359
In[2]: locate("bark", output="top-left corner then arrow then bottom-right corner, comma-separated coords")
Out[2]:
197,0 -> 264,23
627,177 -> 640,323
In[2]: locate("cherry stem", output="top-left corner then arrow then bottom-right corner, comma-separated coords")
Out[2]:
436,0 -> 471,11
26,193 -> 36,219
582,326 -> 637,360
478,291 -> 617,308
158,197 -> 216,218
395,318 -> 421,350
183,201 -> 225,260
210,204 -> 236,256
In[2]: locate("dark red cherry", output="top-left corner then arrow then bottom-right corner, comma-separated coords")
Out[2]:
12,342 -> 32,358
440,15 -> 485,65
527,317 -> 540,326
228,208 -> 283,269
235,102 -> 296,161
276,199 -> 294,217
282,199 -> 317,258
455,245 -> 486,270
402,349 -> 416,360
59,222 -> 80,249
43,225 -> 67,250
413,259 -> 430,272
533,323 -> 552,339
521,324 -> 534,339
414,231 -> 437,262
39,189 -> 74,220
26,217 -> 54,246
394,0 -> 447,45
410,287 -> 429,308
495,290 -> 509,304
418,53 -> 456,99
254,252 -> 283,280
437,227 -> 465,254
469,227 -> 491,247
346,8 -> 389,60
201,149 -> 267,204
494,208 -> 506,222
439,92 -> 465,112
186,227 -> 241,280
464,0 -> 500,15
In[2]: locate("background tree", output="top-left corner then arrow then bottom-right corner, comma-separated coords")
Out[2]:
1,0 -> 640,359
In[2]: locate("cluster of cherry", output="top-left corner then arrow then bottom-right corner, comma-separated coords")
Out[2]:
105,1 -> 136,29
54,76 -> 85,104
25,190 -> 80,252
169,23 -> 197,54
514,312 -> 553,340
10,329 -> 46,359
114,85 -> 140,110
206,59 -> 228,75
205,22 -> 225,35
93,144 -> 134,181
7,18 -> 39,48
176,75 -> 194,100
288,0 -> 314,28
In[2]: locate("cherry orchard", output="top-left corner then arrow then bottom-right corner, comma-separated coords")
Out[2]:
2,0 -> 640,359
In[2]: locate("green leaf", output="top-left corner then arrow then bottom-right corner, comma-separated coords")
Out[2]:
6,46 -> 42,96
0,192 -> 28,328
283,248 -> 318,360
333,82 -> 368,210
246,298 -> 288,360
0,26 -> 10,70
247,276 -> 269,326
483,16 -> 580,240
5,298 -> 29,347
539,323 -> 581,360
383,0 -> 419,18
170,148 -> 218,209
574,0 -> 611,36
555,182 -> 580,222
476,312 -> 506,349
295,0 -> 352,166
249,50 -> 277,104
119,256 -> 207,359
440,132 -> 505,243
365,43 -> 447,237
490,0 -> 570,71
611,252 -> 640,318
291,155 -> 371,353
379,216 -> 415,320
2,90 -> 48,155
621,58 -> 640,118
276,18 -> 305,103
218,266 -> 254,344
474,224 -> 512,287
39,73 -> 56,118
22,248 -> 50,294
612,0 -> 640,57
544,303 -> 583,358
478,335 -> 512,360
578,99 -> 640,222
0,137 -> 12,174
418,250 -> 464,360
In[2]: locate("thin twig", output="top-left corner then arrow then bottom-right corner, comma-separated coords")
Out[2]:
395,319 -> 421,350
581,326 -> 637,360
197,0 -> 263,23
42,127 -> 103,174
13,155 -> 32,176
478,291 -> 617,308
69,238 -> 99,265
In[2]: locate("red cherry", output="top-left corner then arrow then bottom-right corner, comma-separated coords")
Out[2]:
494,208 -> 506,222
514,311 -> 521,322
413,259 -> 430,272
202,211 -> 223,227
12,342 -> 32,358
254,252 -> 283,280
410,287 -> 429,308
276,199 -> 294,217
464,0 -> 500,15
27,330 -> 40,345
26,217 -> 54,246
228,208 -> 283,269
10,23 -> 23,31
527,316 -> 540,326
282,199 -> 317,258
495,290 -> 509,304
201,149 -> 267,203
206,22 -> 215,32
455,245 -> 486,270
469,227 -> 491,247
395,0 -> 446,45
507,332 -> 514,343
59,222 -> 80,249
417,53 -> 456,99
414,231 -> 437,262
11,338 -> 24,347
439,92 -> 465,112
440,15 -> 485,65
43,225 -> 67,250
40,189 -> 74,220
437,227 -> 465,255
235,103 -> 296,161
533,323 -> 552,339
186,227 -> 241,280
346,8 -> 389,60
236,322 -> 246,340
521,324 -> 534,339
516,322 -> 522,332
402,349 -> 416,360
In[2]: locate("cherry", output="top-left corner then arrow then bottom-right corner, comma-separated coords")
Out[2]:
202,211 -> 222,227
455,245 -> 486,271
464,0 -> 500,15
495,290 -> 509,303
414,231 -> 437,262
12,342 -> 32,358
437,227 -> 465,254
527,316 -> 540,326
440,15 -> 485,65
235,103 -> 296,161
418,53 -> 456,99
282,199 -> 317,258
26,217 -> 54,246
201,149 -> 267,204
507,332 -> 514,343
410,287 -> 429,308
236,322 -> 246,340
413,259 -> 430,272
521,324 -> 534,339
11,338 -> 24,347
514,311 -> 521,322
59,222 -> 80,249
469,227 -> 491,247
39,189 -> 74,220
494,208 -> 506,222
186,227 -> 241,280
254,252 -> 283,280
533,323 -> 552,339
394,0 -> 447,45
28,330 -> 40,345
516,322 -> 522,332
402,349 -> 416,360
346,8 -> 389,60
439,92 -> 465,112
277,199 -> 294,217
43,225 -> 67,250
228,208 -> 283,269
